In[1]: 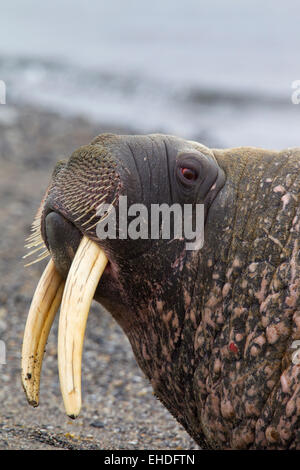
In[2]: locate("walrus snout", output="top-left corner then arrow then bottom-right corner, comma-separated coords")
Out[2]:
45,211 -> 82,279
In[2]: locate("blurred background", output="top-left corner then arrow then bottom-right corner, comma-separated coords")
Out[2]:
0,0 -> 299,449
0,0 -> 300,148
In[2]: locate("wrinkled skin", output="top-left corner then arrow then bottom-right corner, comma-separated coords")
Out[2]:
39,133 -> 300,449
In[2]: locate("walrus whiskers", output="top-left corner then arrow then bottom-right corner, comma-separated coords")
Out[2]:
24,202 -> 48,263
74,193 -> 108,223
23,245 -> 47,259
24,250 -> 50,267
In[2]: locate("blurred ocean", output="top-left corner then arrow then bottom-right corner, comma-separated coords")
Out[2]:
0,0 -> 299,148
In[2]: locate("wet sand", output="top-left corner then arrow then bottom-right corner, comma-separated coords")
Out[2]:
0,105 -> 198,450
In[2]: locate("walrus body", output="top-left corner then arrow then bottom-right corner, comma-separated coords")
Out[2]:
29,134 -> 300,449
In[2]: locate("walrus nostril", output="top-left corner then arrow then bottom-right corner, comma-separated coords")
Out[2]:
45,212 -> 82,279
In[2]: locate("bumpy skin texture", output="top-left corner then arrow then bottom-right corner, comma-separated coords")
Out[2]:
191,147 -> 300,448
40,134 -> 300,449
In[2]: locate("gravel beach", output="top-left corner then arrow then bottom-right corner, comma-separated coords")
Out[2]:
0,105 -> 198,450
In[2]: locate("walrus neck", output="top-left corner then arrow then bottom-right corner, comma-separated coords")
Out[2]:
100,248 -> 200,424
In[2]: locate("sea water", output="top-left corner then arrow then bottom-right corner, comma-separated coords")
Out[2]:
0,0 -> 299,148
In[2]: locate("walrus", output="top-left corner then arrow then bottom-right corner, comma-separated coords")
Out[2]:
21,133 -> 300,449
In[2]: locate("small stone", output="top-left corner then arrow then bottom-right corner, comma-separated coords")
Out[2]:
90,420 -> 105,429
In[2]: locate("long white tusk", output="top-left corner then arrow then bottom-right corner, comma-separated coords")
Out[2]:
21,259 -> 65,406
57,235 -> 108,418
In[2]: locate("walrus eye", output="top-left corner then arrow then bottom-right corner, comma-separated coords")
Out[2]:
180,167 -> 198,181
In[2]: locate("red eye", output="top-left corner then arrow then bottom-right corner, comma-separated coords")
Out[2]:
181,167 -> 197,181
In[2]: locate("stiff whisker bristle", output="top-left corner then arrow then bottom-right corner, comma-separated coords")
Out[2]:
81,212 -> 99,227
25,236 -> 41,244
24,202 -> 48,265
24,251 -> 50,267
86,208 -> 112,232
23,245 -> 47,259
86,193 -> 118,232
74,195 -> 108,223
67,193 -> 94,210
24,240 -> 44,249
74,207 -> 94,222
86,220 -> 102,231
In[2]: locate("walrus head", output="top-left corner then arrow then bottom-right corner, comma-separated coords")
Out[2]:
22,133 -> 300,449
